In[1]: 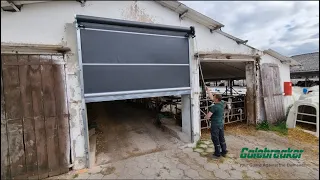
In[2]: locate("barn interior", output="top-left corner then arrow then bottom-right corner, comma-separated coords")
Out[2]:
86,96 -> 186,166
197,53 -> 254,130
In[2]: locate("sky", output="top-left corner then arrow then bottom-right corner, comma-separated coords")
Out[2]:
181,1 -> 319,56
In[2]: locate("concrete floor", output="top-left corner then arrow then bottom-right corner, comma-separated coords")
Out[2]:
86,101 -> 184,166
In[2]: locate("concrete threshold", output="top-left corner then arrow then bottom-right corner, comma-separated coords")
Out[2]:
160,118 -> 191,144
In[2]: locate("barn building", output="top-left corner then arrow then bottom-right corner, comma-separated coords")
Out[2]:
291,52 -> 319,87
1,1 -> 298,179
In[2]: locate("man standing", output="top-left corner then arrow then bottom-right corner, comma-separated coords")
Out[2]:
204,86 -> 228,159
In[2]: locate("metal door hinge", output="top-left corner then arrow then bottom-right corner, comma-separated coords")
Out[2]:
78,24 -> 85,29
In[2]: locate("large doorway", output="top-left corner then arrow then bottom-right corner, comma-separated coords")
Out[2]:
86,97 -> 185,166
196,53 -> 258,129
75,15 -> 195,167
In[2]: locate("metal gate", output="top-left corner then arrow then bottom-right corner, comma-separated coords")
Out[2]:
1,54 -> 71,179
75,15 -> 195,102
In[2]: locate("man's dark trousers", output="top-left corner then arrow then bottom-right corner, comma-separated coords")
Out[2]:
211,125 -> 227,156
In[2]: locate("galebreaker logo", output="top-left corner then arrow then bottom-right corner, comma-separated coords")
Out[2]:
240,147 -> 304,159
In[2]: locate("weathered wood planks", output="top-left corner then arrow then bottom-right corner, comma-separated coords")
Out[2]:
19,55 -> 38,178
1,57 -> 11,179
1,54 -> 71,179
2,55 -> 27,179
261,63 -> 285,123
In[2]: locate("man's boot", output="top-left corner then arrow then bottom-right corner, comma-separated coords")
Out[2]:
221,142 -> 228,157
213,145 -> 221,159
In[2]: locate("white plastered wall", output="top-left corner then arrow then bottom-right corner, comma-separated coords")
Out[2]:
1,1 -> 259,55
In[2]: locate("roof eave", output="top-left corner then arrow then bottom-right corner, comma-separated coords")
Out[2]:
156,1 -> 224,29
156,1 -> 262,52
1,1 -> 47,8
264,49 -> 301,66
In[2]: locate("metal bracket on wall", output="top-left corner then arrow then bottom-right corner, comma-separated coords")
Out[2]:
78,24 -> 85,29
76,0 -> 86,7
3,1 -> 22,12
209,26 -> 221,33
179,10 -> 188,20
186,26 -> 196,38
236,40 -> 248,45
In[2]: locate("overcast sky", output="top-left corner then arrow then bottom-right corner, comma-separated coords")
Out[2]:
181,1 -> 319,56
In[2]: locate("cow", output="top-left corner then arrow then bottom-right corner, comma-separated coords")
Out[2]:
223,98 -> 233,122
231,95 -> 245,121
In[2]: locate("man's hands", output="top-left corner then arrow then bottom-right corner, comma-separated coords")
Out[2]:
205,86 -> 210,92
205,86 -> 215,101
205,111 -> 213,120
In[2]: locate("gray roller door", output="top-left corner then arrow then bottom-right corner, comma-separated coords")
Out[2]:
75,15 -> 195,102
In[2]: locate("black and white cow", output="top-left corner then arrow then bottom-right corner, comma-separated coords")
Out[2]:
231,95 -> 245,120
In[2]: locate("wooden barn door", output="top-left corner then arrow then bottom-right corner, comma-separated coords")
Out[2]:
260,63 -> 285,123
1,54 -> 71,179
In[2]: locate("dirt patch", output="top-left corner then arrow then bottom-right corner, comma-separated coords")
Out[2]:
200,129 -> 211,140
225,122 -> 257,136
201,122 -> 257,139
100,166 -> 116,176
126,147 -> 165,158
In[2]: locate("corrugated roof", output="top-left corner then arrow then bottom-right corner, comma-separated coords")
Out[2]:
290,52 -> 319,73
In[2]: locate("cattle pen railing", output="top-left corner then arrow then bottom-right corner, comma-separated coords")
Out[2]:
200,94 -> 247,129
124,93 -> 247,130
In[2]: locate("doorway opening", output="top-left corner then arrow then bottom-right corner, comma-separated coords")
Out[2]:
86,96 -> 186,166
195,53 -> 258,129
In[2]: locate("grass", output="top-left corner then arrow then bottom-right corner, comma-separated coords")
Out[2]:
196,140 -> 202,147
256,120 -> 288,135
242,171 -> 251,180
270,121 -> 288,135
193,140 -> 204,152
288,127 -> 319,146
72,174 -> 79,179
